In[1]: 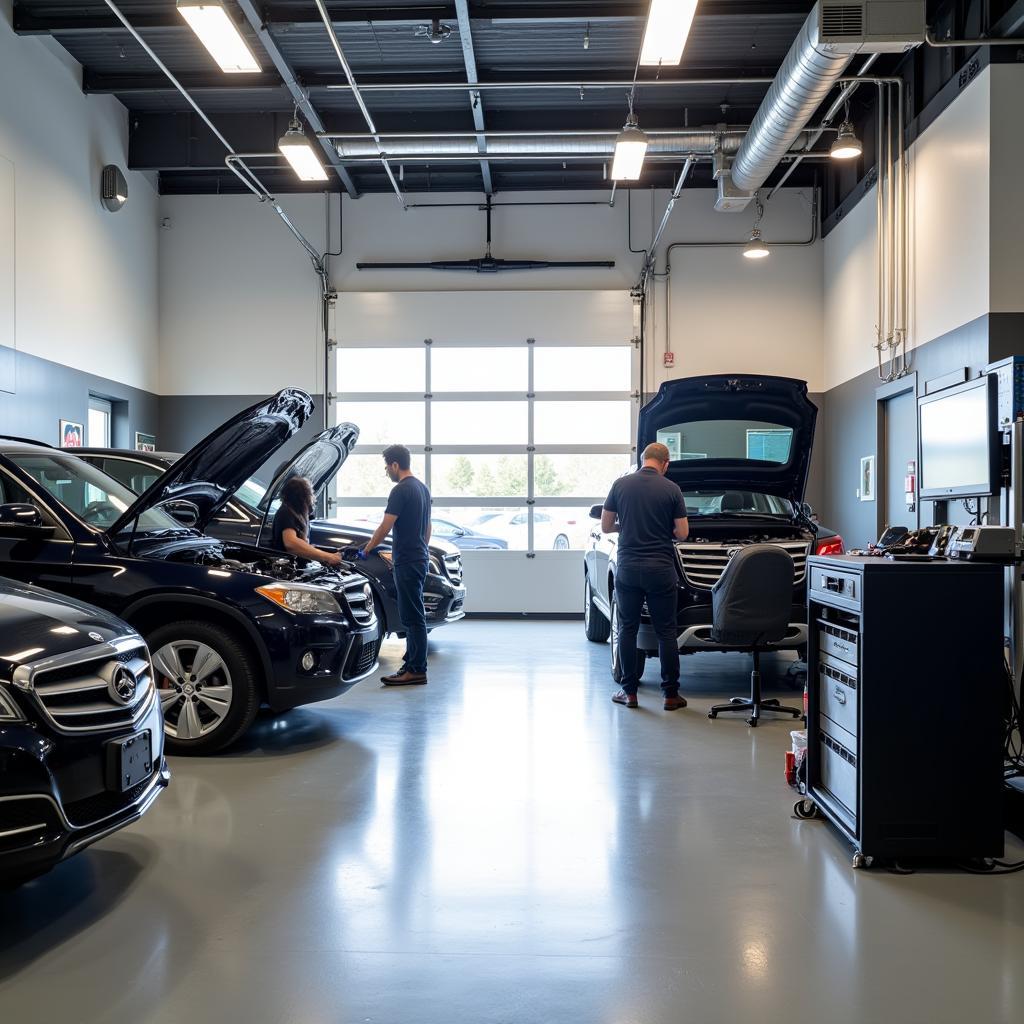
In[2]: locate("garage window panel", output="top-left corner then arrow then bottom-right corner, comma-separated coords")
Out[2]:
432,348 -> 527,393
534,347 -> 632,392
432,454 -> 528,499
337,401 -> 426,446
534,401 -> 632,446
432,401 -> 528,447
338,348 -> 425,393
338,454 -> 427,499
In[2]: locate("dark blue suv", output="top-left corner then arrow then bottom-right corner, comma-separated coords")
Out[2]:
0,390 -> 380,755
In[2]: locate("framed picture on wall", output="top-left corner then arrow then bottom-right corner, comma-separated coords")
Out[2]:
59,419 -> 83,448
859,455 -> 876,502
135,431 -> 157,452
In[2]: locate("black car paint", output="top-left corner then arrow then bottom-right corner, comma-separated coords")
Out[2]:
76,447 -> 467,638
0,393 -> 381,750
0,578 -> 168,883
585,375 -> 841,669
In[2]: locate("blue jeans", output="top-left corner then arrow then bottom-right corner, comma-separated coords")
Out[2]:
395,560 -> 429,674
615,565 -> 680,697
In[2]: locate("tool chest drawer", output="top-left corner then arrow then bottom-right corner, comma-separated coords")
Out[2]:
818,655 -> 858,741
820,730 -> 858,827
809,565 -> 859,605
817,616 -> 858,669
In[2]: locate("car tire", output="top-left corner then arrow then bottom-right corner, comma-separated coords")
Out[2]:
609,599 -> 646,683
147,620 -> 261,756
584,575 -> 611,642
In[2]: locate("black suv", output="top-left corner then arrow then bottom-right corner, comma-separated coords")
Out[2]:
583,375 -> 843,679
0,390 -> 381,755
0,577 -> 168,886
76,434 -> 467,639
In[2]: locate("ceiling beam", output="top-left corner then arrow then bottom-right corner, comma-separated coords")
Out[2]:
234,0 -> 358,197
14,2 -> 814,34
454,0 -> 492,194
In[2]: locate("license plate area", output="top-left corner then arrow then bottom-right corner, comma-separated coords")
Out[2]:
106,731 -> 153,793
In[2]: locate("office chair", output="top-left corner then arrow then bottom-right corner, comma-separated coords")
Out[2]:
707,544 -> 803,727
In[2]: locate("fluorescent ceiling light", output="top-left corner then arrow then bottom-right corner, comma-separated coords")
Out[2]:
278,121 -> 329,182
640,0 -> 699,66
743,228 -> 770,260
611,120 -> 649,181
830,120 -> 863,160
177,1 -> 261,73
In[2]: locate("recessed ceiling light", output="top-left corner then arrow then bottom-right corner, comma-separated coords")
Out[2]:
640,0 -> 699,66
177,1 -> 261,74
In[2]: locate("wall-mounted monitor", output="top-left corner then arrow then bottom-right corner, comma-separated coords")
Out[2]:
918,375 -> 999,500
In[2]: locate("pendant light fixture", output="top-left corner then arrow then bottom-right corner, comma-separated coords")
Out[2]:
612,93 -> 648,181
278,115 -> 328,181
743,195 -> 770,260
830,102 -> 863,160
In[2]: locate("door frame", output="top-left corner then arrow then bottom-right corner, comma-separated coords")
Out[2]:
875,372 -> 919,537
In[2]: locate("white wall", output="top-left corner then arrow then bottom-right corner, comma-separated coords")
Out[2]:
159,186 -> 823,397
823,67 -> 992,391
0,1 -> 159,393
989,64 -> 1024,313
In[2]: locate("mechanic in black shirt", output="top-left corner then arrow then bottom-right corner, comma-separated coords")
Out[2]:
271,476 -> 343,567
601,442 -> 689,711
363,444 -> 432,686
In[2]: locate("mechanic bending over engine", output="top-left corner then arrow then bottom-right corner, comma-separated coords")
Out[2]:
602,442 -> 689,712
271,476 -> 344,567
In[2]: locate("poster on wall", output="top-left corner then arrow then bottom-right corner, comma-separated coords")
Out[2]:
860,455 -> 876,502
59,420 -> 83,448
135,432 -> 157,452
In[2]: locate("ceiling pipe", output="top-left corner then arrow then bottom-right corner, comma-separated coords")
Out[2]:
311,0 -> 405,207
325,76 -> 778,93
730,2 -> 854,193
925,27 -> 1024,46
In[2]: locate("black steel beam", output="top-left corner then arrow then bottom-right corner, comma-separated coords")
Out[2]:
15,1 -> 814,34
454,0 -> 492,193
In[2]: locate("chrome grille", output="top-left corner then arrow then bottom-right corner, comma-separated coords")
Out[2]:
443,553 -> 464,585
15,638 -> 155,735
676,540 -> 811,591
341,575 -> 375,626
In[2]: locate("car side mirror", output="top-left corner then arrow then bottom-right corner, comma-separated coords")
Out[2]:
0,503 -> 52,538
159,499 -> 201,528
453,527 -> 466,537
589,504 -> 603,520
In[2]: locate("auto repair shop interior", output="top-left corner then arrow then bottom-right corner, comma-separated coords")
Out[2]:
2,1 -> 1024,1022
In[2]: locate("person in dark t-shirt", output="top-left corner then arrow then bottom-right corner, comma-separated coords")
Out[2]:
271,476 -> 343,567
363,444 -> 432,686
602,443 -> 689,711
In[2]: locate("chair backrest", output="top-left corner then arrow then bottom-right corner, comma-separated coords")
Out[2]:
711,544 -> 795,646
720,491 -> 746,512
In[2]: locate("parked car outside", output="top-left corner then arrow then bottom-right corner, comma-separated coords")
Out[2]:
0,390 -> 381,755
0,577 -> 169,886
583,374 -> 843,681
76,431 -> 467,639
471,509 -> 584,550
430,516 -> 507,550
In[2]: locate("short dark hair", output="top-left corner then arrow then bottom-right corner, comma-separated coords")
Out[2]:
382,444 -> 411,471
280,475 -> 314,516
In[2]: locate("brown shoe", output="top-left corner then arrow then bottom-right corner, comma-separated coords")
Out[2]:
663,694 -> 688,711
612,689 -> 639,708
382,670 -> 427,686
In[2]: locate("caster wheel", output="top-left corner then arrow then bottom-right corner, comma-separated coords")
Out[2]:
708,711 -> 716,719
748,717 -> 758,727
852,853 -> 867,869
793,799 -> 818,819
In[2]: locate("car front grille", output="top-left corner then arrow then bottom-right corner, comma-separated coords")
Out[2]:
20,641 -> 155,735
0,796 -> 63,851
443,554 -> 464,586
675,540 -> 811,591
344,635 -> 380,680
63,776 -> 154,829
341,575 -> 375,626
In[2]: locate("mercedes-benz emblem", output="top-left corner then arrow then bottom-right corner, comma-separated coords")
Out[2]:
111,666 -> 138,705
89,631 -> 104,642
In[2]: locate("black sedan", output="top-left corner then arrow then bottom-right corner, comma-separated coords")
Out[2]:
0,577 -> 168,886
0,390 -> 381,755
77,435 -> 467,639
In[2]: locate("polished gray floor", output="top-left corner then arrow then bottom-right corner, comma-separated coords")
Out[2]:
2,620 -> 1022,1023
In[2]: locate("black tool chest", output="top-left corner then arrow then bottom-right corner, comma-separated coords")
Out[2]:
805,555 -> 1005,864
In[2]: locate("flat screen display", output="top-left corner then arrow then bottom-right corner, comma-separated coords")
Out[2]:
918,377 -> 997,499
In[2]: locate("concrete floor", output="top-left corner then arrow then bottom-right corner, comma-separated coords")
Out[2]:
1,620 -> 1022,1024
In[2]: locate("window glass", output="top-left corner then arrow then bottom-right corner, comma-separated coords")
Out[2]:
100,457 -> 162,495
682,490 -> 794,516
337,402 -> 425,446
432,348 -> 527,393
338,348 -> 425,393
328,505 -> 386,530
534,347 -> 631,392
337,454 -> 426,499
432,402 -> 527,446
532,506 -> 594,550
532,453 -> 631,498
534,401 -> 631,445
654,420 -> 794,463
0,471 -> 62,530
431,455 -> 528,498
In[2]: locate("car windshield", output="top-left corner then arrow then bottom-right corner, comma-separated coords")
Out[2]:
235,476 -> 268,510
653,419 -> 794,464
8,453 -> 181,532
683,490 -> 794,516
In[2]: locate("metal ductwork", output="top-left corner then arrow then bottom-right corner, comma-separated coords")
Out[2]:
729,2 -> 854,193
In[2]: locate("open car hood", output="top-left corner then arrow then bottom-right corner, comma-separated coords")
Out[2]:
254,423 -> 359,546
109,389 -> 315,535
636,374 -> 817,504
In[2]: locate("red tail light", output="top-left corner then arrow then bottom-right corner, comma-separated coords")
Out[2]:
816,536 -> 845,556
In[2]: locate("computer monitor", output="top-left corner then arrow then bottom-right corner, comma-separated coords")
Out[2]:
918,375 -> 999,500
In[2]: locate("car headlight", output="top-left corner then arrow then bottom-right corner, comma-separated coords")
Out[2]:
0,685 -> 24,722
256,584 -> 342,616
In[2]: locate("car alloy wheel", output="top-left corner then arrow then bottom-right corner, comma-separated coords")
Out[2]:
153,640 -> 234,741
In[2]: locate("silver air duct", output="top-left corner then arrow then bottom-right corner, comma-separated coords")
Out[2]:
730,2 -> 854,193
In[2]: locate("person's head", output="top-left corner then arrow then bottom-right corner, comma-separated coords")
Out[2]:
382,443 -> 412,483
280,475 -> 315,517
642,442 -> 672,476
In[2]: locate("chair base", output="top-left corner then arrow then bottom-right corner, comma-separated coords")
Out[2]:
708,656 -> 802,728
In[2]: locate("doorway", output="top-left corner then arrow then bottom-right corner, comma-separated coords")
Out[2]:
875,373 -> 918,536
